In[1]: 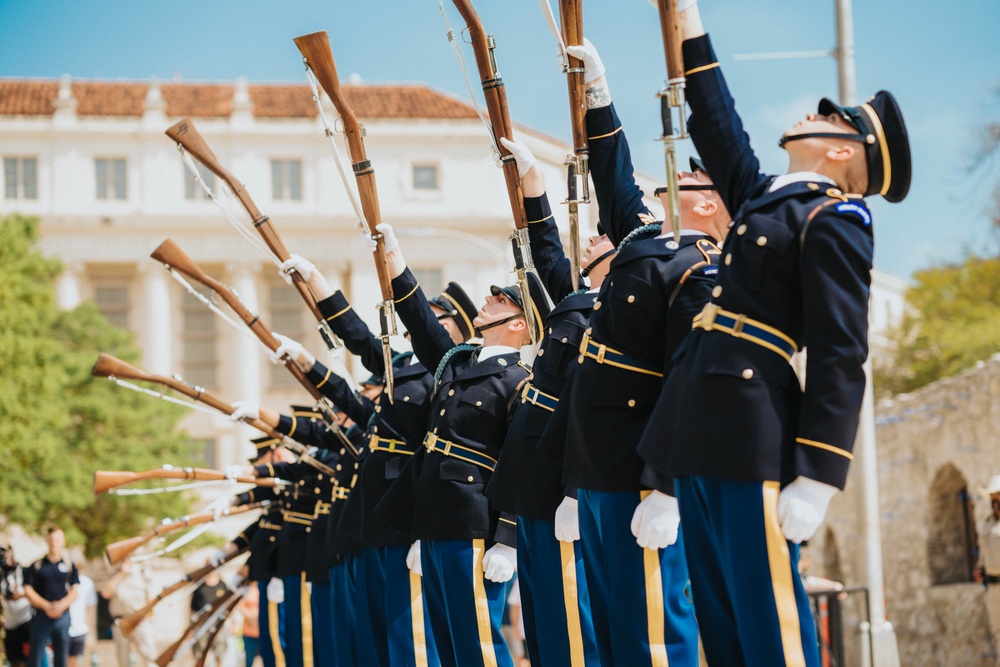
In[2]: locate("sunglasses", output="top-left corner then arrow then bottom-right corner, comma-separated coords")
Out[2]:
654,184 -> 717,196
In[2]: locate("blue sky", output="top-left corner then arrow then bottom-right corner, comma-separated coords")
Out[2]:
1,0 -> 997,279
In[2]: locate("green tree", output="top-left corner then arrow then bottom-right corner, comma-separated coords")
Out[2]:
874,253 -> 1000,397
0,215 -> 196,557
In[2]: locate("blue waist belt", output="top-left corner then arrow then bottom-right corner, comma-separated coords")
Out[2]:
520,382 -> 559,412
692,303 -> 798,362
368,434 -> 418,455
578,330 -> 664,378
422,432 -> 497,472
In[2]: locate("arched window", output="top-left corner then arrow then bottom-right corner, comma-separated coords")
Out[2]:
927,464 -> 978,585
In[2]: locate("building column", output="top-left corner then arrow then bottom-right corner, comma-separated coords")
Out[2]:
55,262 -> 82,310
228,263 -> 262,463
139,263 -> 172,375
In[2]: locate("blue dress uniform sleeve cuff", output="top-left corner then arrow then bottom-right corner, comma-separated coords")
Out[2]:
564,486 -> 579,500
492,513 -> 518,548
235,491 -> 253,506
793,437 -> 853,490
681,34 -> 717,71
318,291 -> 351,322
585,104 -> 621,140
639,463 -> 676,496
232,533 -> 250,551
306,361 -> 334,390
275,414 -> 295,437
524,194 -> 553,225
391,267 -> 420,304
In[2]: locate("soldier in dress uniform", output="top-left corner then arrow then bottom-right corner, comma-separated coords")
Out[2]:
370,225 -> 548,667
635,3 -> 911,665
532,38 -> 729,667
485,136 -> 609,667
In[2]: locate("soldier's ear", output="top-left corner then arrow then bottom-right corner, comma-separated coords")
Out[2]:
694,199 -> 719,218
825,143 -> 857,164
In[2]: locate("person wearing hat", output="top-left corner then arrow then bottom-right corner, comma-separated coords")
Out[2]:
633,3 -> 913,665
482,136 -> 612,667
368,224 -> 543,667
976,475 -> 1000,640
522,36 -> 727,667
248,267 -> 479,667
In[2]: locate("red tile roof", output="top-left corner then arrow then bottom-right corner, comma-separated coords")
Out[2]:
0,79 -> 478,120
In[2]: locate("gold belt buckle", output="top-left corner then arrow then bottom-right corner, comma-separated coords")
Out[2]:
520,382 -> 531,404
701,303 -> 718,331
424,433 -> 436,453
579,330 -> 591,355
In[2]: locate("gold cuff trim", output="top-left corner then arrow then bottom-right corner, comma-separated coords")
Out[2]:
587,126 -> 623,141
314,368 -> 333,389
796,437 -> 854,461
499,517 -> 516,526
325,305 -> 351,321
395,282 -> 420,304
527,214 -> 555,225
685,62 -> 720,76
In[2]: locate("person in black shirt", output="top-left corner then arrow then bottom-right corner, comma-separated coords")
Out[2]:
23,527 -> 79,667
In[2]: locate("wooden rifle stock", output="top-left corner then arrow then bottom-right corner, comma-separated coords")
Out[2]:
294,31 -> 397,400
657,0 -> 684,82
193,592 -> 243,667
559,0 -> 588,156
449,0 -> 527,230
655,0 -> 687,240
155,589 -> 238,667
117,549 -> 246,637
105,501 -> 265,565
94,467 -> 276,495
164,119 -> 334,337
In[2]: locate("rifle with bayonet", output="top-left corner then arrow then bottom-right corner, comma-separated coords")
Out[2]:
105,501 -> 266,565
155,587 -> 242,667
91,353 -> 334,476
94,466 -> 276,496
293,31 -> 398,403
449,0 -> 546,344
558,0 -> 589,290
117,549 -> 247,637
149,238 -> 354,450
655,0 -> 687,244
192,593 -> 242,667
163,118 -> 346,355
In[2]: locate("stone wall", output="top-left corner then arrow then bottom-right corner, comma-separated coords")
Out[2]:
812,354 -> 1000,666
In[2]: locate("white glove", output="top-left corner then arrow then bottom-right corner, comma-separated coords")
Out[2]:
499,137 -> 538,179
223,465 -> 244,482
230,573 -> 245,589
265,577 -> 284,604
481,543 -> 516,584
777,476 -> 839,544
229,401 -> 259,422
359,224 -> 378,251
553,496 -> 580,543
374,223 -> 399,254
565,38 -> 606,84
204,495 -> 231,521
271,333 -> 304,364
278,254 -> 315,285
209,549 -> 227,567
405,541 -> 422,577
630,490 -> 680,550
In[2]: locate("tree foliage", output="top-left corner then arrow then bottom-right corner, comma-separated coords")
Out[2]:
0,215 -> 196,557
874,253 -> 1000,397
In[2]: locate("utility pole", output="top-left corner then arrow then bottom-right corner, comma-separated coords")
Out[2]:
736,1 -> 901,665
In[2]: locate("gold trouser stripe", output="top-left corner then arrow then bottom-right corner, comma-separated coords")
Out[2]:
763,481 -> 807,667
409,569 -> 429,667
300,573 -> 314,667
314,368 -> 332,389
587,126 -> 623,141
685,62 -> 720,76
268,600 -> 286,667
325,305 -> 351,321
795,437 -> 853,460
640,490 -> 670,667
472,539 -> 499,667
395,282 -> 420,304
558,540 -> 586,667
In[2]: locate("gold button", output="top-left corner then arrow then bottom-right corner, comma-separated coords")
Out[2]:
712,285 -> 723,297
725,253 -> 732,265
305,527 -> 311,533
807,182 -> 820,191
439,409 -> 446,416
403,395 -> 410,401
757,236 -> 767,246
627,295 -> 635,303
548,327 -> 553,334
627,399 -> 636,407
476,401 -> 483,407
448,389 -> 455,396
578,355 -> 585,364
467,476 -> 474,482
317,474 -> 323,480
561,337 -> 568,343
372,427 -> 377,434
375,405 -> 381,412
737,224 -> 747,235
269,536 -> 275,542
742,369 -> 754,380
314,487 -> 321,494
537,349 -> 545,356
728,220 -> 735,228
336,464 -> 342,471
593,301 -> 602,310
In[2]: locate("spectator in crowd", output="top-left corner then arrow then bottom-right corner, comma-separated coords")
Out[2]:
236,578 -> 260,667
2,542 -> 34,667
23,527 -> 79,667
99,557 -> 156,667
66,561 -> 96,667
190,566 -> 230,664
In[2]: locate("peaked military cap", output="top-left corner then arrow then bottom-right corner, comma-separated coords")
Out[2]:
489,272 -> 552,343
817,91 -> 911,202
428,281 -> 478,342
250,435 -> 279,463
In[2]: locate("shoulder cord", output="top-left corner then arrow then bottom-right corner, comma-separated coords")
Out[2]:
434,344 -> 480,390
616,223 -> 662,253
